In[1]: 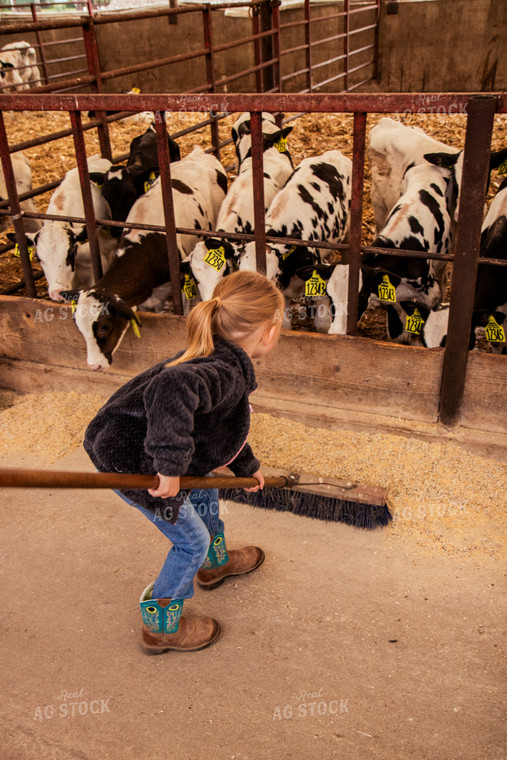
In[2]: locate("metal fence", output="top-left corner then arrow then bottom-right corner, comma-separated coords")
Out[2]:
0,91 -> 505,427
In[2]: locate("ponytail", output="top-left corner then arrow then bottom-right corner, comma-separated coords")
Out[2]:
167,270 -> 284,367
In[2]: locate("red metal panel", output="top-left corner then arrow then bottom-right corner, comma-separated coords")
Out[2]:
69,109 -> 103,283
346,111 -> 366,336
250,111 -> 267,274
154,113 -> 183,317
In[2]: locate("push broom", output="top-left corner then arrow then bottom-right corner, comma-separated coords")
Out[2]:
0,466 -> 391,529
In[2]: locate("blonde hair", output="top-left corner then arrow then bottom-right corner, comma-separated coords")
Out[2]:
167,270 -> 284,367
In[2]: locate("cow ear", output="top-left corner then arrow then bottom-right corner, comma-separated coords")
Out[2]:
238,121 -> 251,138
110,298 -> 141,326
6,230 -> 38,245
295,264 -> 333,282
1,61 -> 14,70
294,266 -> 314,282
89,171 -> 106,186
180,258 -> 192,275
221,241 -> 236,260
489,147 -> 507,172
168,136 -> 181,162
280,126 -> 293,139
424,151 -> 459,169
74,226 -> 88,244
400,301 -> 430,322
204,237 -> 225,251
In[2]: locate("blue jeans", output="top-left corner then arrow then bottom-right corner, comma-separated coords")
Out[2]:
115,485 -> 224,600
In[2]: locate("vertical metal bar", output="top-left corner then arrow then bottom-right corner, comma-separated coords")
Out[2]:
250,111 -> 267,274
154,112 -> 184,316
82,18 -> 112,162
168,0 -> 179,25
252,4 -> 262,93
343,0 -> 349,92
69,109 -> 102,283
260,0 -> 274,92
0,111 -> 36,298
346,111 -> 366,336
438,95 -> 497,428
202,5 -> 220,159
31,4 -> 50,86
304,0 -> 312,93
373,0 -> 381,81
271,0 -> 282,92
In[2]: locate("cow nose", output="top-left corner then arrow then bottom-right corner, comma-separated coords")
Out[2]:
89,364 -> 104,372
49,289 -> 64,301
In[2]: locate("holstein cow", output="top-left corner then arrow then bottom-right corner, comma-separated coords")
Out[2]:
294,263 -> 363,335
189,126 -> 293,300
0,41 -> 41,90
231,111 -> 280,168
359,161 -> 458,344
100,124 -> 181,237
368,117 -> 462,231
243,150 -> 352,327
63,146 -> 227,370
10,156 -> 117,301
1,151 -> 42,234
389,171 -> 507,352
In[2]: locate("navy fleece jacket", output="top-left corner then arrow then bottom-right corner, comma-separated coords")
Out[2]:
83,336 -> 260,522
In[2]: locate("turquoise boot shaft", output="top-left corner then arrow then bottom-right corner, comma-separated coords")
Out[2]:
139,582 -> 183,634
200,531 -> 229,570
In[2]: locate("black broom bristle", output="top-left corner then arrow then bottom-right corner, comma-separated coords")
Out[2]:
220,488 -> 392,530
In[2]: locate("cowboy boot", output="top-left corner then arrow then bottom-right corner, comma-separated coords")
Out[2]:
139,582 -> 220,654
197,531 -> 265,590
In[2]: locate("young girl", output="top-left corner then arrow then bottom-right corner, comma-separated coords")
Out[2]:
84,270 -> 284,654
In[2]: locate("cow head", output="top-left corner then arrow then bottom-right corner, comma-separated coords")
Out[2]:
189,237 -> 238,301
238,241 -> 281,282
101,166 -> 138,236
62,289 -> 141,371
10,224 -> 88,300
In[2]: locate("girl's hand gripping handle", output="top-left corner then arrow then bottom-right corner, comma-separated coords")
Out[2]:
243,469 -> 265,493
148,474 -> 181,499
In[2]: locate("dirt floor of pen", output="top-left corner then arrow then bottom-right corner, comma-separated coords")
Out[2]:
0,389 -> 505,760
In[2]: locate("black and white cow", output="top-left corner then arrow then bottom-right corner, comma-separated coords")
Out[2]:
100,124 -> 181,237
294,262 -> 363,335
189,127 -> 293,300
0,41 -> 41,91
359,161 -> 458,344
472,174 -> 507,353
1,150 -> 41,234
367,117 -> 461,232
238,150 -> 352,327
231,111 -> 281,168
10,156 -> 116,301
63,146 -> 227,370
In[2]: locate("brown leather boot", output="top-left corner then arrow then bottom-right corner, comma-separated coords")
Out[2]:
197,544 -> 265,590
140,585 -> 220,654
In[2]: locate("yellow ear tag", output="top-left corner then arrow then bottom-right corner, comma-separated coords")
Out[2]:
131,87 -> 141,94
484,314 -> 506,343
282,245 -> 296,261
182,274 -> 198,300
405,307 -> 425,335
131,318 -> 141,338
71,300 -> 77,314
14,243 -> 35,261
378,274 -> 397,303
143,171 -> 157,194
204,246 -> 226,271
497,158 -> 507,175
304,269 -> 327,297
274,136 -> 287,153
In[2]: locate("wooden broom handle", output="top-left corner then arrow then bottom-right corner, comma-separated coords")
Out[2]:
0,467 -> 288,491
